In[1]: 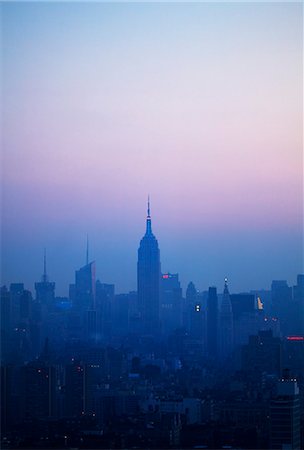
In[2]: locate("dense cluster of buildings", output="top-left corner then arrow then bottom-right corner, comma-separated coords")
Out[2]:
1,203 -> 304,449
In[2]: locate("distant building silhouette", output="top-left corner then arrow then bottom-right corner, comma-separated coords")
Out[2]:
96,281 -> 114,340
241,330 -> 281,376
9,283 -> 24,327
270,375 -> 301,450
34,249 -> 55,309
219,278 -> 233,360
207,286 -> 218,359
137,199 -> 161,335
184,281 -> 198,332
74,261 -> 96,310
271,280 -> 292,335
160,273 -> 183,334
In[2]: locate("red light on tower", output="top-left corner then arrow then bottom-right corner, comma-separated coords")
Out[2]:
287,336 -> 304,341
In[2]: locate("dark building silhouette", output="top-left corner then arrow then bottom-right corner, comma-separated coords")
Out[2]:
207,286 -> 218,359
184,281 -> 198,331
189,299 -> 205,343
230,293 -> 264,347
34,249 -> 55,309
137,200 -> 161,335
241,329 -> 281,376
186,282 -> 197,304
113,293 -> 130,335
230,293 -> 255,319
219,278 -> 233,360
9,283 -> 24,327
270,376 -> 301,450
160,273 -> 183,334
74,262 -> 96,310
96,281 -> 114,339
271,280 -> 292,335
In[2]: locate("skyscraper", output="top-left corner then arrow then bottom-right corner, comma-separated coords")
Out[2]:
160,273 -> 183,334
219,278 -> 233,360
73,239 -> 96,311
270,376 -> 301,450
207,286 -> 218,359
137,199 -> 161,335
35,250 -> 55,309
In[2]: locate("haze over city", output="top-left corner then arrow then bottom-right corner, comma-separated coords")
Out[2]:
2,2 -> 303,295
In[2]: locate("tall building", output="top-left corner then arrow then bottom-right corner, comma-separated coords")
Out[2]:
184,282 -> 198,331
207,286 -> 218,359
137,199 -> 161,335
34,250 -> 55,309
270,376 -> 301,450
241,330 -> 281,376
73,240 -> 96,311
230,293 -> 262,347
68,241 -> 96,342
160,273 -> 183,334
9,283 -> 24,327
271,280 -> 292,335
95,281 -> 114,340
219,278 -> 233,360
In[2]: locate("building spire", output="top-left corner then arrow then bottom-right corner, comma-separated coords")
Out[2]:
42,248 -> 48,283
86,234 -> 89,265
223,277 -> 230,295
146,196 -> 152,235
147,195 -> 150,218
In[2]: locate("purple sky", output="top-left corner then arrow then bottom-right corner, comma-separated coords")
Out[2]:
1,2 -> 303,295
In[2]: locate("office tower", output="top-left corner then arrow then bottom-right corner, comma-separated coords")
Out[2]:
68,242 -> 96,342
19,290 -> 32,321
74,261 -> 96,310
186,282 -> 197,304
271,280 -> 292,335
219,278 -> 233,360
113,293 -> 130,335
189,297 -> 205,344
34,250 -> 55,309
95,281 -> 114,339
9,283 -> 24,327
241,330 -> 281,376
74,237 -> 96,312
184,282 -> 197,331
207,286 -> 218,359
137,199 -> 161,335
230,293 -> 262,346
270,376 -> 301,450
283,336 -> 304,379
230,293 -> 255,318
160,273 -> 183,334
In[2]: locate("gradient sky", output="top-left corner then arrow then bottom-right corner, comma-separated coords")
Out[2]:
1,2 -> 303,296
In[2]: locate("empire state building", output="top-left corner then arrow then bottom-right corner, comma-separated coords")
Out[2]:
137,200 -> 161,335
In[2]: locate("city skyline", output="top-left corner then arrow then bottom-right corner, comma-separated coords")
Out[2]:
2,2 -> 303,295
1,199 -> 303,298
